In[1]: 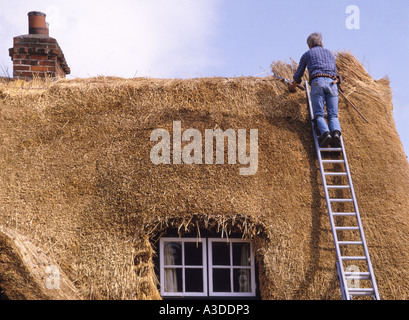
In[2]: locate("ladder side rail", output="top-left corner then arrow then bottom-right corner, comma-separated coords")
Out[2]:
305,81 -> 351,299
339,136 -> 380,299
336,261 -> 348,300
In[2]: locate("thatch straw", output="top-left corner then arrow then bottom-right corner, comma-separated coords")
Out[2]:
0,52 -> 408,300
0,226 -> 80,299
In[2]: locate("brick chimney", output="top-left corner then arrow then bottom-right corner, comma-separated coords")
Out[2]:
9,11 -> 70,80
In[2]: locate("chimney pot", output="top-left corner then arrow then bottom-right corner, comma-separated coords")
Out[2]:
28,11 -> 49,36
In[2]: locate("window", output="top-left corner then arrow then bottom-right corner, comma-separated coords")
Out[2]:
159,237 -> 256,298
159,238 -> 207,297
208,239 -> 256,296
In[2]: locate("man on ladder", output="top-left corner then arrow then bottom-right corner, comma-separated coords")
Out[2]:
288,33 -> 380,300
288,32 -> 342,148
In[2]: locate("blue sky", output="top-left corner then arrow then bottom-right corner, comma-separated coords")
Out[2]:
1,0 -> 408,158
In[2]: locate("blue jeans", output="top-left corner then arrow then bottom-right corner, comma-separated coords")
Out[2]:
310,77 -> 341,135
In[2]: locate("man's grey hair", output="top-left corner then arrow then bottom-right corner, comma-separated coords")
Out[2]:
307,32 -> 323,48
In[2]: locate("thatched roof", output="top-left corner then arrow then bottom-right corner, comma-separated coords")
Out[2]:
0,52 -> 408,300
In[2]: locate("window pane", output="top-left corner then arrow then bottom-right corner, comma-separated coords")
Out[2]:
212,242 -> 230,265
213,268 -> 231,292
232,242 -> 251,266
185,268 -> 203,292
233,268 -> 252,292
185,242 -> 203,266
164,268 -> 182,292
164,242 -> 182,265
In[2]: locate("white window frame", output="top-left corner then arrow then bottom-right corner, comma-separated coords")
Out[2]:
159,237 -> 208,297
159,237 -> 256,298
208,238 -> 256,297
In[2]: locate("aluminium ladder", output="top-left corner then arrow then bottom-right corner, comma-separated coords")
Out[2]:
305,81 -> 380,300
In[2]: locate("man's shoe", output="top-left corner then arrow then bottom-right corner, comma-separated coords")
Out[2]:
319,131 -> 331,148
332,130 -> 341,148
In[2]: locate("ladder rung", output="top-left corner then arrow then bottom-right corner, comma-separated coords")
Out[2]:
348,288 -> 375,292
338,241 -> 363,245
345,272 -> 371,280
325,172 -> 347,176
335,226 -> 360,231
320,147 -> 342,152
347,288 -> 376,296
327,185 -> 350,189
346,277 -> 371,281
341,256 -> 367,260
330,199 -> 354,203
332,212 -> 356,216
322,160 -> 345,164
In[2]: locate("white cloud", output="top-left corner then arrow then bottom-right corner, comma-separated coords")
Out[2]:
0,0 -> 222,78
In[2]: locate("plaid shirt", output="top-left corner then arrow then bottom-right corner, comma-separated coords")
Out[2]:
293,46 -> 337,84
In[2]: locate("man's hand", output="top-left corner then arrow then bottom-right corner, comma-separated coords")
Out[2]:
288,81 -> 298,92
